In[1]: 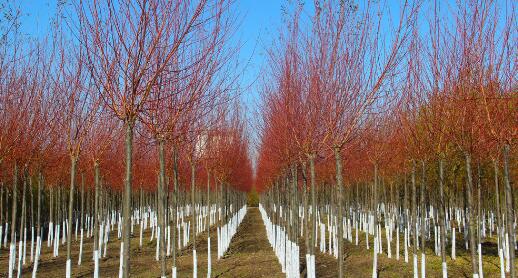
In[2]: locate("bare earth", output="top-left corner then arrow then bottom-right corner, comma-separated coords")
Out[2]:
0,211 -> 514,277
0,208 -> 284,278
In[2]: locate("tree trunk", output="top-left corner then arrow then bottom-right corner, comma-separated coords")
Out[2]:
67,155 -> 77,276
207,170 -> 210,238
334,147 -> 345,278
94,161 -> 100,253
502,144 -> 515,278
29,173 -> 34,262
206,169 -> 211,277
81,172 -> 85,232
301,164 -> 310,253
420,160 -> 426,278
158,139 -> 167,277
477,163 -> 483,278
310,154 -> 317,257
372,163 -> 379,278
439,159 -> 447,277
411,161 -> 418,278
191,162 -> 197,250
172,146 -> 179,272
122,121 -> 134,278
49,186 -> 53,248
494,160 -> 505,277
465,153 -> 479,278
18,168 -> 27,276
32,171 -> 43,276
404,174 -> 409,263
190,161 -> 197,278
10,163 -> 18,247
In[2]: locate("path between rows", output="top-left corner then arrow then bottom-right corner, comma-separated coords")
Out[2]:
211,207 -> 284,278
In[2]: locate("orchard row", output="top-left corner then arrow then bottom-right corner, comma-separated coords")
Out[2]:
256,1 -> 516,278
0,0 -> 252,277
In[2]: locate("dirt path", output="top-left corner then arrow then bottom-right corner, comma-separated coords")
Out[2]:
211,207 -> 284,278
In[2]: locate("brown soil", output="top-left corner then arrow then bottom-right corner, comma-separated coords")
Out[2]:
0,212 -> 514,277
211,208 -> 283,278
0,208 -> 284,277
299,227 -> 513,278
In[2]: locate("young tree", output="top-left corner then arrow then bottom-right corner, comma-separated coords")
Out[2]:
55,37 -> 99,278
77,1 -> 213,275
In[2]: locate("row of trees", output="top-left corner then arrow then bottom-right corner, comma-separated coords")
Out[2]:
0,0 -> 252,277
256,0 -> 516,278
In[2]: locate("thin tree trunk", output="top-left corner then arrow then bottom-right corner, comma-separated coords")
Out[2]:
66,156 -> 77,276
33,171 -> 43,276
465,153 -> 479,278
207,170 -> 210,239
502,144 -> 515,278
302,164 -> 310,253
372,163 -> 379,278
49,186 -> 53,247
494,160 -> 505,277
18,168 -> 27,276
420,160 -> 426,278
207,169 -> 212,277
172,146 -> 179,275
10,163 -> 18,248
439,159 -> 447,277
122,121 -> 134,278
158,139 -> 167,277
412,161 -> 418,278
78,171 -> 85,265
404,174 -> 409,263
94,161 -> 100,254
29,172 -> 34,262
94,161 -> 101,278
191,161 -> 197,278
81,172 -> 85,233
334,147 -> 345,278
191,162 -> 197,250
477,163 -> 483,278
7,163 -> 16,278
310,153 -> 317,257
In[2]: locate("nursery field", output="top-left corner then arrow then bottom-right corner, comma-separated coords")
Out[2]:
0,0 -> 515,277
1,206 -> 515,277
0,208 -> 283,278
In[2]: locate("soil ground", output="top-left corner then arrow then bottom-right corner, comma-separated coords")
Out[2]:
0,209 -> 515,277
211,208 -> 283,278
299,226 -> 513,277
0,208 -> 283,278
